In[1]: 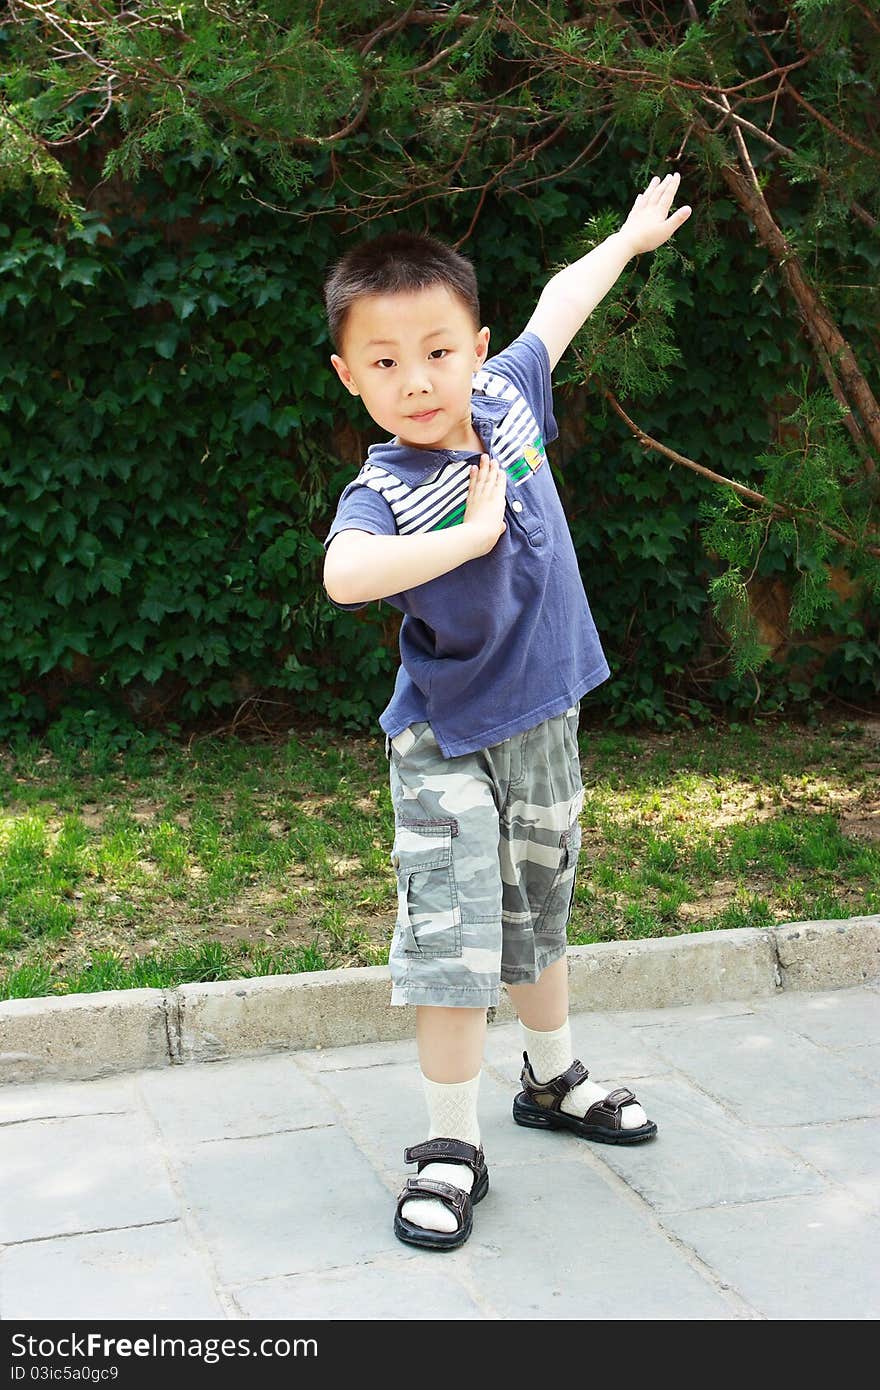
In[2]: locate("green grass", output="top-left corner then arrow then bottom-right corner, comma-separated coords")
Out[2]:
1,714 -> 878,998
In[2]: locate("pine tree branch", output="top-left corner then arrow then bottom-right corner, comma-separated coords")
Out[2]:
697,91 -> 878,234
745,9 -> 880,164
602,388 -> 880,559
680,0 -> 880,470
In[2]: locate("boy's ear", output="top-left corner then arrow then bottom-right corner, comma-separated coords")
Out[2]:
330,353 -> 359,396
475,326 -> 490,366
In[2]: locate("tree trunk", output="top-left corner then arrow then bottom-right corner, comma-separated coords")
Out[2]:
718,159 -> 879,472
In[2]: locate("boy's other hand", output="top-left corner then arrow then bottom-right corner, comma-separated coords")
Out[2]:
618,171 -> 692,257
463,454 -> 507,556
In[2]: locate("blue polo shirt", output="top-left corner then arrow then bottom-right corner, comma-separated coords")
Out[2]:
322,330 -> 611,758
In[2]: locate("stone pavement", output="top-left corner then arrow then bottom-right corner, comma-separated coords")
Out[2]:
1,982 -> 878,1321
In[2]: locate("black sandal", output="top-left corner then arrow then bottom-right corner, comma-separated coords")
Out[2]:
513,1052 -> 658,1144
393,1137 -> 490,1251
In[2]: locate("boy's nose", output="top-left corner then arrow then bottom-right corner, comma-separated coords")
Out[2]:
403,372 -> 433,396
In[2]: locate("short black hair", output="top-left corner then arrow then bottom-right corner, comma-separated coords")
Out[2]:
323,230 -> 481,353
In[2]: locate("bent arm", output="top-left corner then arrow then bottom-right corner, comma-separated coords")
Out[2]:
323,525 -> 486,605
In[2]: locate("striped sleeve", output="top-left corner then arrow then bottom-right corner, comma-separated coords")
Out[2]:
480,331 -> 559,445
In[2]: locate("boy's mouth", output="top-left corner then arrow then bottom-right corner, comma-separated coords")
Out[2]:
408,408 -> 440,422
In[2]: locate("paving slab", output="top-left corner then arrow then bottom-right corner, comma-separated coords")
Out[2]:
1,1110 -> 180,1244
626,1011 -> 880,1126
452,1156 -> 744,1320
136,1052 -> 337,1143
611,999 -> 763,1028
0,1072 -> 140,1123
833,1042 -> 880,1079
171,1125 -> 402,1286
662,1190 -> 880,1320
295,1037 -> 418,1074
234,1258 -> 487,1320
749,986 -> 880,1050
0,1222 -> 227,1321
583,1074 -> 826,1214
772,1116 -> 880,1214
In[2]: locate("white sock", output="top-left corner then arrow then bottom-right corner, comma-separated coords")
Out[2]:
520,1019 -> 648,1130
400,1072 -> 481,1236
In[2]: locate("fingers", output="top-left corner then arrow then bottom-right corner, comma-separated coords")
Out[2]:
470,454 -> 502,482
644,171 -> 681,198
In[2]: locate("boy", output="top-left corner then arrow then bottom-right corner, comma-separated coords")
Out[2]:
322,173 -> 692,1250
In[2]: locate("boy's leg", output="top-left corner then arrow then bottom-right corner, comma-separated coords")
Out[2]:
507,959 -> 649,1130
506,954 -> 568,1032
500,705 -> 652,1137
399,1004 -> 488,1234
385,724 -> 503,1238
416,1003 -> 487,1082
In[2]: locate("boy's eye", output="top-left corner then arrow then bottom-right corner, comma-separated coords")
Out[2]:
374,349 -> 447,368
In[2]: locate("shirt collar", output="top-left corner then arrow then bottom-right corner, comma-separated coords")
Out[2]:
364,386 -> 511,485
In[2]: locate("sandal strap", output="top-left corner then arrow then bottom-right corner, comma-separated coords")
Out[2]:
582,1087 -> 638,1128
520,1051 -> 590,1109
404,1137 -> 485,1180
399,1176 -> 469,1226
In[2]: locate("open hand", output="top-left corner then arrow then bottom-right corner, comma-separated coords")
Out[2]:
463,454 -> 507,556
619,171 -> 692,257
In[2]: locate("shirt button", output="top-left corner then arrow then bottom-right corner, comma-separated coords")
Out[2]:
512,500 -> 523,513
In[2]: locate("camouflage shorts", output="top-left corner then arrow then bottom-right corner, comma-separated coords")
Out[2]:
384,703 -> 583,1008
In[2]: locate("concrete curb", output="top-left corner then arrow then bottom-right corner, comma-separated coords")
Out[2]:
1,916 -> 878,1084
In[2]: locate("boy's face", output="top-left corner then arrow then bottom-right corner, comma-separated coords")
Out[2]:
330,284 -> 491,452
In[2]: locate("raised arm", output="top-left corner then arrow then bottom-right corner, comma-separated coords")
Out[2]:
523,171 -> 692,372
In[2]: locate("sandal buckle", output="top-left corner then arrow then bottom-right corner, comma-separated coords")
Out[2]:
405,1177 -> 467,1214
562,1059 -> 589,1089
604,1087 -> 636,1112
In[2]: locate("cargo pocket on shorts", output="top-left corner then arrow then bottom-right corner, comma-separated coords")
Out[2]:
391,818 -> 462,958
534,818 -> 582,936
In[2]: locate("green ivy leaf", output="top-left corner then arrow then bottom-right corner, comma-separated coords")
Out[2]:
153,325 -> 180,359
